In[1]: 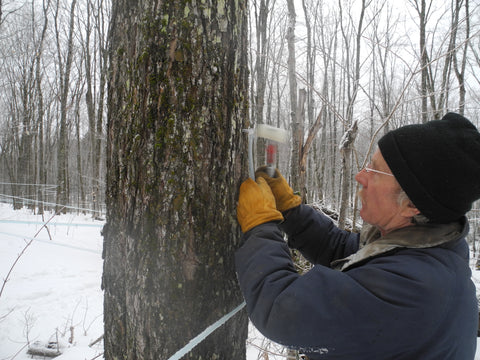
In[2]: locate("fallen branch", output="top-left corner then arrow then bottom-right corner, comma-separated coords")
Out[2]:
27,340 -> 62,358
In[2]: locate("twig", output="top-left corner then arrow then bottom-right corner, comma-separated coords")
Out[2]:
41,212 -> 53,241
0,206 -> 66,299
89,351 -> 104,360
84,313 -> 103,336
0,307 -> 15,322
23,308 -> 35,346
6,342 -> 29,360
89,334 -> 104,347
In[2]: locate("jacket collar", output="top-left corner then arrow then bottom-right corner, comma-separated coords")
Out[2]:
331,217 -> 468,271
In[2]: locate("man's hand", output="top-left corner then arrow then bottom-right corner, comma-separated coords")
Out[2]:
237,177 -> 284,233
255,167 -> 302,212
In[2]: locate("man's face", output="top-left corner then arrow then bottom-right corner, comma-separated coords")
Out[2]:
355,149 -> 415,235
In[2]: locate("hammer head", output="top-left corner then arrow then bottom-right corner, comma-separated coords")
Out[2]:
256,124 -> 289,144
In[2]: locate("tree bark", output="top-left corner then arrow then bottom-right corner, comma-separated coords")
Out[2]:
103,0 -> 249,359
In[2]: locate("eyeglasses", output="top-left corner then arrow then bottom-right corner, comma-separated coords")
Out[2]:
363,166 -> 394,177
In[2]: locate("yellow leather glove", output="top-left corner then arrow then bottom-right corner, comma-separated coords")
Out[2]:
255,166 -> 302,212
237,177 -> 284,233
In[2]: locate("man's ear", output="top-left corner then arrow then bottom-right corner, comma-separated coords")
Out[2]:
401,202 -> 421,218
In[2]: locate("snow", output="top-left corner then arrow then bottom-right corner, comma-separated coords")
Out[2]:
0,202 -> 479,359
0,203 -> 104,360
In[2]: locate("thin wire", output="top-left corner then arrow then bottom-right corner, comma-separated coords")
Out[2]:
0,193 -> 103,214
0,182 -> 58,187
167,301 -> 246,360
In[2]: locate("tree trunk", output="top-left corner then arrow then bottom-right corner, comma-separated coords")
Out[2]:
84,2 -> 97,210
84,0 -> 108,213
286,0 -> 299,189
453,0 -> 469,115
337,0 -> 366,228
338,121 -> 358,230
103,0 -> 249,359
55,0 -> 77,211
34,5 -> 48,214
254,0 -> 270,167
417,0 -> 429,123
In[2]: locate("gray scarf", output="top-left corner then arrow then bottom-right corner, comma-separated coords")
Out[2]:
331,219 -> 467,271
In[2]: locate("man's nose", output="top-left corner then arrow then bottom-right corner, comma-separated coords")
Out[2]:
355,169 -> 367,186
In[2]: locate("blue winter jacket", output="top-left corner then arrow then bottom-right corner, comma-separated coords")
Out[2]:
235,204 -> 478,359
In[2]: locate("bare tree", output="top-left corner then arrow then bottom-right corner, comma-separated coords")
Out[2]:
81,0 -> 109,213
252,0 -> 278,167
286,0 -> 302,192
252,0 -> 271,127
33,0 -> 50,215
337,0 -> 369,229
409,0 -> 432,122
453,0 -> 470,115
54,0 -> 77,211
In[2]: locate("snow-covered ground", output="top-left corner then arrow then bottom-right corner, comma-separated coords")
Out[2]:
0,202 -> 479,359
0,203 -> 104,360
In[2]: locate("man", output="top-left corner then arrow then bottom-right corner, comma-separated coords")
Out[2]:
235,112 -> 480,359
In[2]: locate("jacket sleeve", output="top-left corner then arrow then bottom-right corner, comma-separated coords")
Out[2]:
234,223 -> 464,358
280,204 -> 359,265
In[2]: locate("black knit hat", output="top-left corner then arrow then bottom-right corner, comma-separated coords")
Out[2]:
378,112 -> 480,223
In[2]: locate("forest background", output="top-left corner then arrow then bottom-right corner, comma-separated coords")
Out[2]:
1,0 -> 479,241
0,0 -> 479,263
